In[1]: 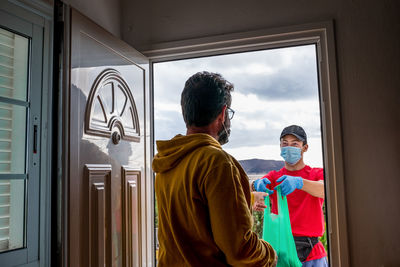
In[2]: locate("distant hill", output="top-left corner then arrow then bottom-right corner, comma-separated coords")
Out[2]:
238,159 -> 284,175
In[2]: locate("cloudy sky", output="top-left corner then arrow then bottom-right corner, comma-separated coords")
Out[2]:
153,44 -> 324,167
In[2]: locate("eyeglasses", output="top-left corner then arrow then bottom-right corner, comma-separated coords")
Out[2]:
226,107 -> 235,120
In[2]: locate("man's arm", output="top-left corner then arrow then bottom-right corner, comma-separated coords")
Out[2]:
275,175 -> 325,198
204,162 -> 277,266
252,192 -> 268,211
301,179 -> 324,198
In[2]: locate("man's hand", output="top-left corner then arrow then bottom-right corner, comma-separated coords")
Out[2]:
252,192 -> 268,211
253,178 -> 274,195
274,175 -> 303,196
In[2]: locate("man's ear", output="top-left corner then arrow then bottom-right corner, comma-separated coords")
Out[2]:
218,105 -> 227,122
302,144 -> 309,152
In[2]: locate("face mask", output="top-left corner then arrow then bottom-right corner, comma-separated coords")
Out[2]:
280,146 -> 302,165
217,117 -> 230,145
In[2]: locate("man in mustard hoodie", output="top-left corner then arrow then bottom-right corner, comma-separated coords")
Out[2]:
153,71 -> 277,266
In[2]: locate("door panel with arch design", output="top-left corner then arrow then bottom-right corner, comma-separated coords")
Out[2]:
66,8 -> 149,267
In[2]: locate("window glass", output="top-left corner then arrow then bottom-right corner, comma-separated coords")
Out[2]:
0,179 -> 25,252
0,27 -> 29,101
0,103 -> 27,174
0,27 -> 29,253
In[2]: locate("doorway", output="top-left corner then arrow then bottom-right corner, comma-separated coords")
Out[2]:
152,44 -> 329,262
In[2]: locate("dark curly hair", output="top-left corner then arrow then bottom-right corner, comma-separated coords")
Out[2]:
181,71 -> 234,127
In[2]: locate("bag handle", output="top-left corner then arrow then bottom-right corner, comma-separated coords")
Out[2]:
264,185 -> 284,216
277,185 -> 292,220
277,185 -> 283,217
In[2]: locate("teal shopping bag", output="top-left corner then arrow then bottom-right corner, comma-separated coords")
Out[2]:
262,186 -> 302,267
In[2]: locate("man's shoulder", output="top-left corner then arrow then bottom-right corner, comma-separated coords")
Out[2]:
308,166 -> 323,173
192,144 -> 232,166
306,166 -> 324,180
196,144 -> 226,156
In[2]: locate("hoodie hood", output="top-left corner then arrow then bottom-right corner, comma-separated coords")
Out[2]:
152,133 -> 221,173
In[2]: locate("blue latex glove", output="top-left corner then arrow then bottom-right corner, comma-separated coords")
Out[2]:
275,175 -> 303,196
253,178 -> 274,195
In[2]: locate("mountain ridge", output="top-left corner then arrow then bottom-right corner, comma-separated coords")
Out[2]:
238,158 -> 284,175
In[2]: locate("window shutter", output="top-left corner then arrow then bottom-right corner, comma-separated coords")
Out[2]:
0,29 -> 16,251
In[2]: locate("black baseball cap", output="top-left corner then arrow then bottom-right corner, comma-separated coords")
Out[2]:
280,125 -> 307,144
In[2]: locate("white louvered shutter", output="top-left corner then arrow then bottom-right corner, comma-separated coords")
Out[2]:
0,29 -> 18,251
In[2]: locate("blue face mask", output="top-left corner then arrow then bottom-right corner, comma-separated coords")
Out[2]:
280,146 -> 302,165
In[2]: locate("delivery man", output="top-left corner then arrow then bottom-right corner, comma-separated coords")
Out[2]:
251,125 -> 328,267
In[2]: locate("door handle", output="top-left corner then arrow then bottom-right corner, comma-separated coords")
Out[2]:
33,124 -> 38,154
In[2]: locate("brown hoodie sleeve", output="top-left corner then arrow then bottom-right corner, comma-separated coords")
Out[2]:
203,161 -> 277,267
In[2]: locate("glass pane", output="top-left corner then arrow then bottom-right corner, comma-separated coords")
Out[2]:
0,103 -> 26,174
0,28 -> 29,101
0,179 -> 25,252
0,101 -> 27,253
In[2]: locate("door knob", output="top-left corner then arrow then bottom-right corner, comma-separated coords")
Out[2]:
112,131 -> 121,144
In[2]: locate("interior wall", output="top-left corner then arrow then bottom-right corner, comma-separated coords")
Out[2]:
62,0 -> 122,37
121,0 -> 400,266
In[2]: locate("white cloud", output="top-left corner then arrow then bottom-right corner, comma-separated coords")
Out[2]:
153,44 -> 323,168
154,102 -> 181,114
225,144 -> 281,161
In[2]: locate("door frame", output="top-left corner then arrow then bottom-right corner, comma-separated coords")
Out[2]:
146,21 -> 349,267
0,1 -> 53,266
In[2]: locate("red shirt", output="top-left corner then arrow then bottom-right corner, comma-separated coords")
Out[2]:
262,165 -> 327,261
